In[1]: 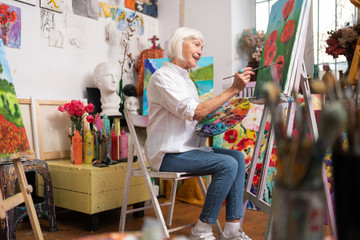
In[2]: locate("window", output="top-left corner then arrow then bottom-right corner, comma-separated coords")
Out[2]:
255,0 -> 358,79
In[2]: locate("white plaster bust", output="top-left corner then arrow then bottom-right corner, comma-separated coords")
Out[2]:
124,96 -> 140,115
94,61 -> 122,116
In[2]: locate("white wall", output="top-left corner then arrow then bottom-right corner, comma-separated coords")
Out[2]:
2,0 -> 158,100
158,0 -> 254,96
4,0 -> 253,100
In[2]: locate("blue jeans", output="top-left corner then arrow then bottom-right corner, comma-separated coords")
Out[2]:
160,148 -> 246,224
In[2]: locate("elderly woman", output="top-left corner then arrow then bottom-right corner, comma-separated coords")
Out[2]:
145,27 -> 254,240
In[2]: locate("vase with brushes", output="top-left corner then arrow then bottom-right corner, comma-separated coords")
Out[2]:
58,100 -> 95,162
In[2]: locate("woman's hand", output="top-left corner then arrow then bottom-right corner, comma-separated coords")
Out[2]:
230,67 -> 254,93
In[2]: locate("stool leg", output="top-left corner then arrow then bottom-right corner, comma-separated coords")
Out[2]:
13,159 -> 44,240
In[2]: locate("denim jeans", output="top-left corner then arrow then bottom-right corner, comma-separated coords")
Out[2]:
160,147 -> 246,224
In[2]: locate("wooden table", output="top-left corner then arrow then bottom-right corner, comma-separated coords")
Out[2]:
37,159 -> 149,231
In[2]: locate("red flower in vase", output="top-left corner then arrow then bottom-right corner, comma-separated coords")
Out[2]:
58,100 -> 95,133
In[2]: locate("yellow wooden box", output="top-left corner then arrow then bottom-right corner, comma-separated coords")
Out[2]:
37,159 -> 149,215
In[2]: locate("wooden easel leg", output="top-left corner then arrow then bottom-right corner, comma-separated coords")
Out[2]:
13,159 -> 44,240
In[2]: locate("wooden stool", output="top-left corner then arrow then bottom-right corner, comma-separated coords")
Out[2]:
0,159 -> 57,240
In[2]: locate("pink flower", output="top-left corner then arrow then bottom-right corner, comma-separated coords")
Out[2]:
86,115 -> 94,123
58,106 -> 65,112
85,103 -> 94,113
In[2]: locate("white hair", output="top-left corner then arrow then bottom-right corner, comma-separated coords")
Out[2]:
167,27 -> 205,60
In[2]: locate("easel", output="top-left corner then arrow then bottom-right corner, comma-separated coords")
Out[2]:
0,158 -> 44,240
241,0 -> 336,239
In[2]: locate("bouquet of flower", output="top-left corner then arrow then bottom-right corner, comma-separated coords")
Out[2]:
239,28 -> 265,63
0,4 -> 18,30
325,24 -> 360,61
58,100 -> 95,135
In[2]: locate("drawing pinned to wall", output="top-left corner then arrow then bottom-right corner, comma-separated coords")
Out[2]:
72,0 -> 99,20
125,0 -> 158,18
40,9 -> 65,48
142,57 -> 214,115
40,0 -> 65,13
254,0 -> 305,98
65,14 -> 86,49
14,0 -> 36,6
0,40 -> 32,162
115,9 -> 144,35
0,3 -> 21,49
99,1 -> 117,20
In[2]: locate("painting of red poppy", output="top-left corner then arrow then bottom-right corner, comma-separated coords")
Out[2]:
0,40 -> 31,162
254,0 -> 305,98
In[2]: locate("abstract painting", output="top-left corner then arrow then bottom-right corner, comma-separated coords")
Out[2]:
14,0 -> 36,6
72,0 -> 98,20
142,57 -> 214,115
0,40 -> 31,162
0,3 -> 21,48
254,0 -> 305,98
125,0 -> 158,18
40,0 -> 64,13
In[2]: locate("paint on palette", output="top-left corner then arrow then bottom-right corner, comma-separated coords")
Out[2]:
195,98 -> 250,137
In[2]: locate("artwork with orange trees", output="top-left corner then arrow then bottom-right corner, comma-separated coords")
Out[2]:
0,40 -> 31,162
254,0 -> 305,98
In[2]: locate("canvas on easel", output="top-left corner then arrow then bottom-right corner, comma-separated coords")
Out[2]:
0,39 -> 44,239
242,0 -> 337,239
253,0 -> 306,98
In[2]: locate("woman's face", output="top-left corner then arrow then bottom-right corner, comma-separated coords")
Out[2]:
179,38 -> 203,69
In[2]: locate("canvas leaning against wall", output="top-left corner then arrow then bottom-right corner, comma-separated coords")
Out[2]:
0,2 -> 21,49
142,57 -> 214,115
254,0 -> 305,98
0,40 -> 31,162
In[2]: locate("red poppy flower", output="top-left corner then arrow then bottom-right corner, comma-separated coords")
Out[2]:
271,55 -> 285,82
252,175 -> 260,186
0,4 -> 9,15
282,0 -> 295,21
256,162 -> 263,171
264,30 -> 278,54
264,44 -> 277,66
223,129 -> 238,143
236,138 -> 255,152
281,20 -> 295,44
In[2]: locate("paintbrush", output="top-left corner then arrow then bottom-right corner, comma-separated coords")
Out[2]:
223,61 -> 282,80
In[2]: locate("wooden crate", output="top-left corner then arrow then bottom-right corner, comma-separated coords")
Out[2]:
37,159 -> 149,214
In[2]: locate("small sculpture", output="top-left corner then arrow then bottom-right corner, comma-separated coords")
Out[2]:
94,62 -> 122,116
124,96 -> 140,115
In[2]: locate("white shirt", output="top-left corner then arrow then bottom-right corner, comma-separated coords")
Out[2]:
145,62 -> 212,171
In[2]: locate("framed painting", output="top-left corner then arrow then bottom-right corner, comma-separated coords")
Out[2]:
0,40 -> 32,163
254,0 -> 306,98
14,0 -> 36,6
142,57 -> 214,115
40,0 -> 64,13
125,0 -> 158,18
0,3 -> 21,48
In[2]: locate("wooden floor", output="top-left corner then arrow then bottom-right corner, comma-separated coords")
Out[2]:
16,198 -> 330,240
